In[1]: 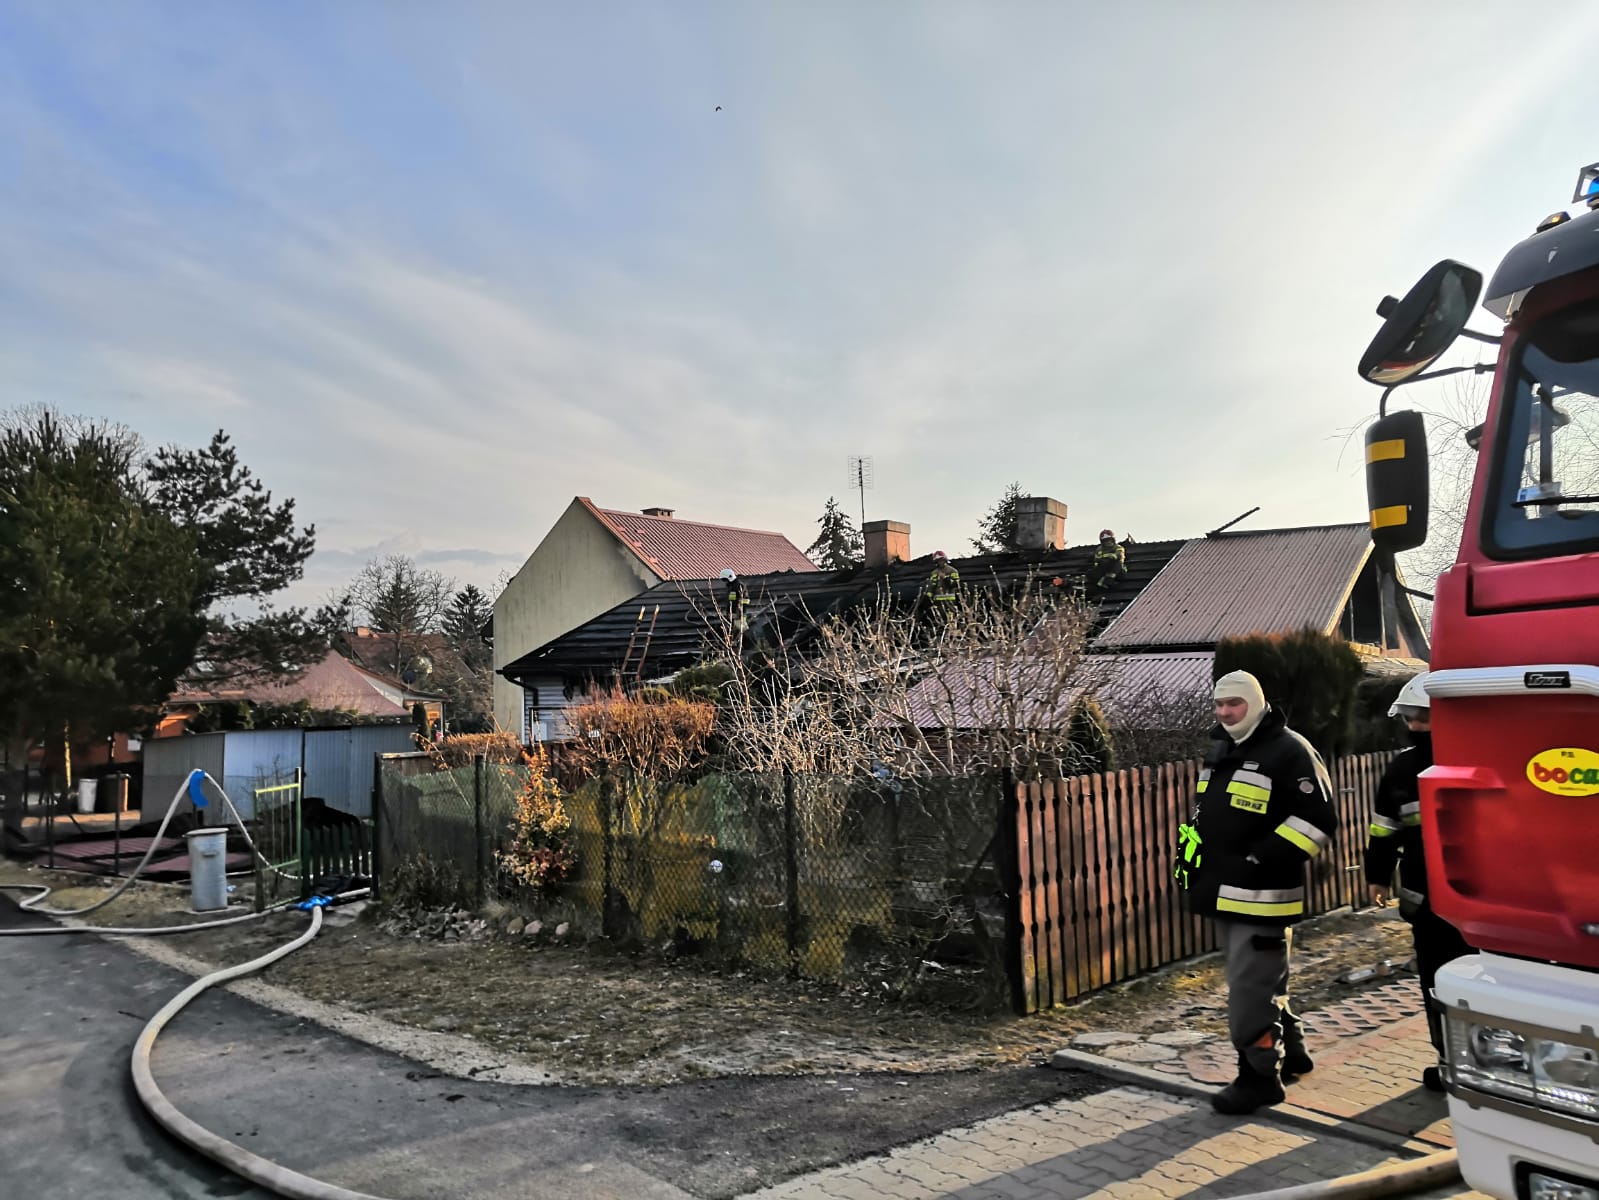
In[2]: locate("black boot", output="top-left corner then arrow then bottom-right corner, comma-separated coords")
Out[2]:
1212,1058 -> 1286,1115
1282,1046 -> 1314,1082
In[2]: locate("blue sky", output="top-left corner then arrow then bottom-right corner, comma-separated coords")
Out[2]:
6,2 -> 1599,606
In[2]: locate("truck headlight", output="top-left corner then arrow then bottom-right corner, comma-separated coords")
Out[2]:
1446,1017 -> 1599,1119
1533,1040 -> 1599,1119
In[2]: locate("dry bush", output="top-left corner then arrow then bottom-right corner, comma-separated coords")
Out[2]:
563,684 -> 717,782
416,728 -> 528,768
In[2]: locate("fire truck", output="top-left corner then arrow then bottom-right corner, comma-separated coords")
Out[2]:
1358,163 -> 1599,1200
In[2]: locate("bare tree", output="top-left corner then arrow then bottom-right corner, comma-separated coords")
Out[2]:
698,574 -> 1102,782
345,555 -> 455,679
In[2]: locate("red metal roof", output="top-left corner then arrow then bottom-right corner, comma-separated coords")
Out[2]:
170,650 -> 411,718
1096,524 -> 1373,649
582,498 -> 818,580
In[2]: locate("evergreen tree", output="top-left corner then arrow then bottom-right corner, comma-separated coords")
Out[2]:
1212,627 -> 1366,756
346,555 -> 454,680
805,496 -> 864,569
0,411 -> 206,755
970,482 -> 1026,554
146,430 -> 321,684
443,584 -> 493,672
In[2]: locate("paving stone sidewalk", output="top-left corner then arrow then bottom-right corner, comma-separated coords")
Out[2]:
1067,978 -> 1453,1149
747,978 -> 1495,1199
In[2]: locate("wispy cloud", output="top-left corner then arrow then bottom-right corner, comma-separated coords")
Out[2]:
4,0 -> 1599,606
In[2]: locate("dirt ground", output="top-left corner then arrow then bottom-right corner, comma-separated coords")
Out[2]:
0,861 -> 1417,1088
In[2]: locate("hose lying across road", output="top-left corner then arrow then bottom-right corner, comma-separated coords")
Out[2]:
4,774 -> 1461,1200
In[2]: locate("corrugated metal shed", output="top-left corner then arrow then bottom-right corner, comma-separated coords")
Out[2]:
304,725 -> 417,817
585,499 -> 819,579
1096,525 -> 1373,649
142,732 -> 225,816
222,729 -> 304,819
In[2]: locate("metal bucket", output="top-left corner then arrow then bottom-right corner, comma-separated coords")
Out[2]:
184,828 -> 229,912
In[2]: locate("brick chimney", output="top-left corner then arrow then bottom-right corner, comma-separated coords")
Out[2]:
1015,497 -> 1067,551
641,506 -> 675,518
863,520 -> 911,567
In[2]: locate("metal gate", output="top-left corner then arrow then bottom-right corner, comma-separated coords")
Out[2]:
252,775 -> 303,910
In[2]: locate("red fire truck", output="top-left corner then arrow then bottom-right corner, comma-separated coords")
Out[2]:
1358,164 -> 1599,1200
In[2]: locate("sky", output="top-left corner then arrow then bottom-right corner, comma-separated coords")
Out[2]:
5,1 -> 1599,609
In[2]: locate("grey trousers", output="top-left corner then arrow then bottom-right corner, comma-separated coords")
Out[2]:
1217,919 -> 1303,1076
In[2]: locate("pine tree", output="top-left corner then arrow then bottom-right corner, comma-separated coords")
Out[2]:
971,482 -> 1026,554
145,430 -> 321,684
805,496 -> 864,569
443,585 -> 493,672
0,411 -> 206,755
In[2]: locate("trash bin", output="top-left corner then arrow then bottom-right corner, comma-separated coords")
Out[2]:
77,778 -> 98,814
184,827 -> 229,912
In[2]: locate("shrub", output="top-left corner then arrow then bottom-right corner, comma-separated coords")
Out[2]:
495,743 -> 574,894
1212,627 -> 1366,756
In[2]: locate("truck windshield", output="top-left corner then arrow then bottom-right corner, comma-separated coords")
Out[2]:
1484,300 -> 1599,559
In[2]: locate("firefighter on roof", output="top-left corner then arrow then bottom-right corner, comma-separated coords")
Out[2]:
1088,529 -> 1127,595
925,550 -> 960,605
719,569 -> 749,631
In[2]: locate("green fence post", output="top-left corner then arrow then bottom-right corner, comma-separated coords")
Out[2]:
473,755 -> 485,908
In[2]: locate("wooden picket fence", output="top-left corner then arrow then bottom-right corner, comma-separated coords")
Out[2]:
1014,752 -> 1393,1013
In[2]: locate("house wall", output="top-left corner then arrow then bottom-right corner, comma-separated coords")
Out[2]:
493,500 -> 661,735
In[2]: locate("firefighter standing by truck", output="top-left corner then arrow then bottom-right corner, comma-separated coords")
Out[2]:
1364,672 -> 1473,1093
1174,670 -> 1339,1115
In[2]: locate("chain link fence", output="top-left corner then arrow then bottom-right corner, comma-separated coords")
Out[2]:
374,755 -> 1007,996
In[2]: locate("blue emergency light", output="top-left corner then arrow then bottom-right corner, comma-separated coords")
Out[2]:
1573,162 -> 1599,205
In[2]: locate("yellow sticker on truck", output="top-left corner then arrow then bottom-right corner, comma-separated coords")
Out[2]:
1527,748 -> 1599,797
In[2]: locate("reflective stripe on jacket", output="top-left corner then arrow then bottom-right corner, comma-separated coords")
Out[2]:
1364,739 -> 1433,912
1179,707 -> 1338,927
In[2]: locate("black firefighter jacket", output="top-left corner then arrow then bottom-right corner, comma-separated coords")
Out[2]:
1364,735 -> 1432,916
1177,707 -> 1338,927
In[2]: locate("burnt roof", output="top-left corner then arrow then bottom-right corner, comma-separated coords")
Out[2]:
500,538 -> 1184,685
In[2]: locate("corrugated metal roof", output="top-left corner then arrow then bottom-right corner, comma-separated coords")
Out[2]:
585,499 -> 818,579
891,650 -> 1214,730
1096,524 -> 1372,649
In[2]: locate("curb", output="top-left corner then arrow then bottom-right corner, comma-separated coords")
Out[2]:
1049,1048 -> 1441,1156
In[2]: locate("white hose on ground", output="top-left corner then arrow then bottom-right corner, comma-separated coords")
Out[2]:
22,773 -> 206,917
0,883 -> 301,936
1224,1148 -> 1460,1199
17,769 -> 314,924
131,896 -> 394,1200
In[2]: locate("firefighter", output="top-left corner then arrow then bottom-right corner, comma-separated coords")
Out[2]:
719,569 -> 749,630
925,550 -> 960,605
1088,529 -> 1127,595
1364,673 -> 1472,1092
1174,670 -> 1338,1115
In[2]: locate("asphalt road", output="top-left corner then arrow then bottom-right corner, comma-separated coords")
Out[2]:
0,896 -> 1111,1199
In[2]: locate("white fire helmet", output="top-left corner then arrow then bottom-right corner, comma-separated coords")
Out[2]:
1388,672 -> 1432,719
720,569 -> 737,582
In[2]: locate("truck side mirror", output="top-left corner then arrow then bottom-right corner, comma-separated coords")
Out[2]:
1358,260 -> 1483,385
1366,410 -> 1429,553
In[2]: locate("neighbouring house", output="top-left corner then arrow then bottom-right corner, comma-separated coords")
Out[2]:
491,497 -> 818,739
160,648 -> 432,736
499,500 -> 1429,744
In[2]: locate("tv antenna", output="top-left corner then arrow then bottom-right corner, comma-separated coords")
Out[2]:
847,455 -> 875,530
